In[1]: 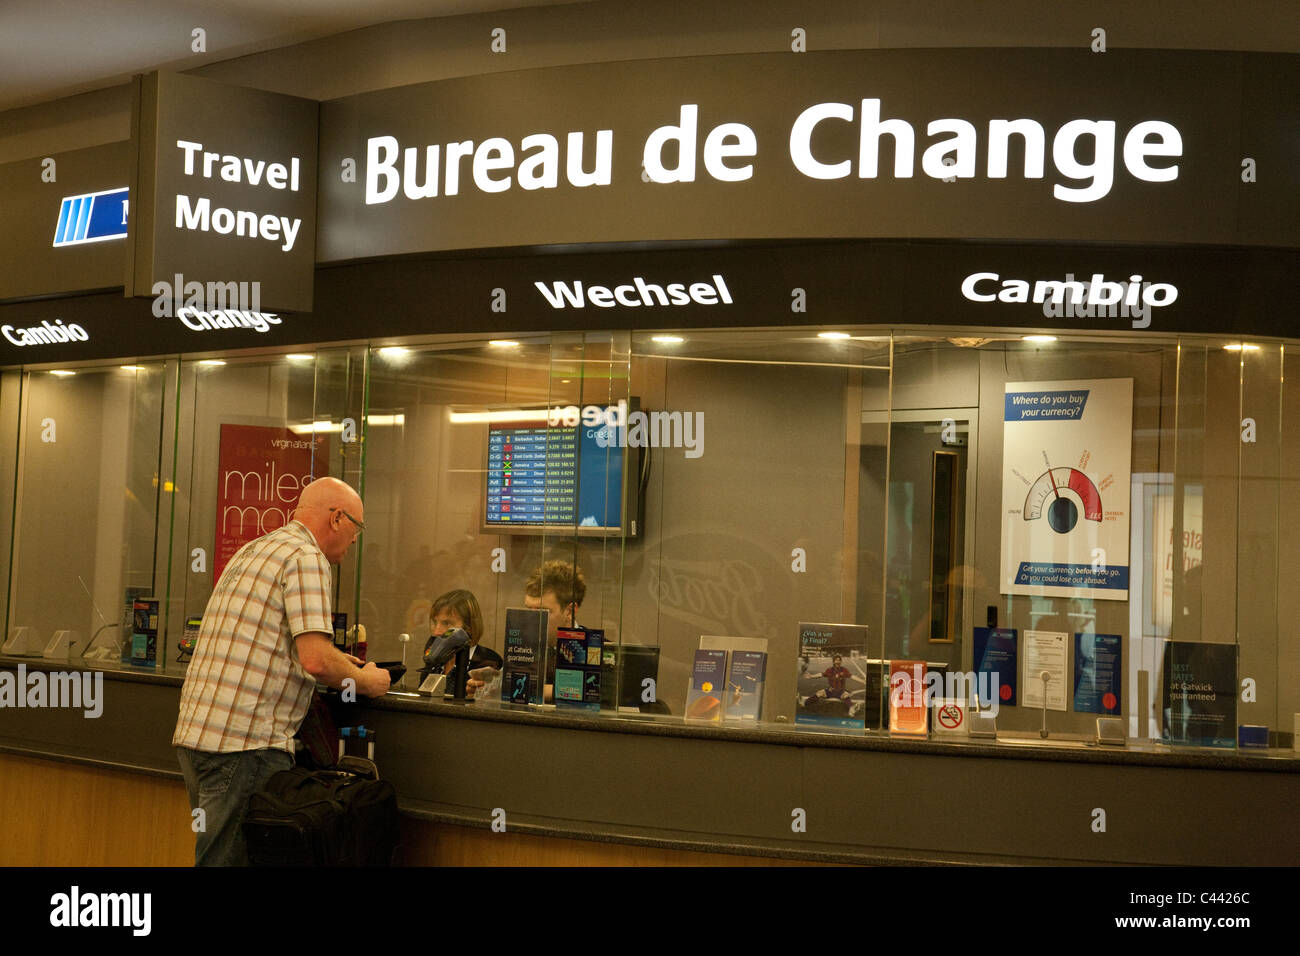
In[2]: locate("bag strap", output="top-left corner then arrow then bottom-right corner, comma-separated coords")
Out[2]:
295,692 -> 340,768
336,755 -> 380,780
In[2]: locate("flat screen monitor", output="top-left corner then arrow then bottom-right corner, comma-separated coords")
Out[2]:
482,399 -> 643,537
600,644 -> 662,710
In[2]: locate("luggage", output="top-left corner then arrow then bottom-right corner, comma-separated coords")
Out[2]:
294,691 -> 341,768
242,756 -> 399,866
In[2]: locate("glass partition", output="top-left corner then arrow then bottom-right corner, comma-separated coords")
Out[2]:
4,325 -> 1296,755
163,348 -> 365,661
629,328 -> 892,722
535,331 -> 631,706
4,362 -> 166,661
358,335 -> 573,689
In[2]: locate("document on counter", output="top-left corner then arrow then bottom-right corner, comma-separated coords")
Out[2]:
1022,630 -> 1067,711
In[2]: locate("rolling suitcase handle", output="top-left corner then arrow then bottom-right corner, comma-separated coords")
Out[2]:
337,725 -> 376,762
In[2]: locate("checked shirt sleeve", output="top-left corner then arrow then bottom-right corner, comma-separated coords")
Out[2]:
283,548 -> 333,637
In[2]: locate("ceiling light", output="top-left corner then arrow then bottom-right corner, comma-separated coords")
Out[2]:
289,421 -> 340,435
818,331 -> 851,340
1022,335 -> 1057,343
449,409 -> 550,424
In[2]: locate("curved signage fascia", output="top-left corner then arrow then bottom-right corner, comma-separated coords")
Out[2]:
316,48 -> 1299,261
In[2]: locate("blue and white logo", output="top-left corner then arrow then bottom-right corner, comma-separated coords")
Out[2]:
52,188 -> 129,247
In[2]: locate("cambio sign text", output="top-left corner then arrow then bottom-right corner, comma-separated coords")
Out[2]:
961,272 -> 1178,312
366,99 -> 1180,207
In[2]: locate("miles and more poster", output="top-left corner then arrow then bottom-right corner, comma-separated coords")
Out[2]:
215,424 -> 329,579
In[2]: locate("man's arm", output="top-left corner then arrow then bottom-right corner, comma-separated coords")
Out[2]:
295,632 -> 390,697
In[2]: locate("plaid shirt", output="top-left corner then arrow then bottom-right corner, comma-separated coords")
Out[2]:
173,520 -> 333,753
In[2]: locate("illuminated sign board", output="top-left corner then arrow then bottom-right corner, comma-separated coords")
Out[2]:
318,49 -> 1300,261
125,71 -> 319,313
52,188 -> 129,247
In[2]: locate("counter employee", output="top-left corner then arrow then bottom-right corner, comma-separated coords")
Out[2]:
419,588 -> 501,687
468,559 -> 586,702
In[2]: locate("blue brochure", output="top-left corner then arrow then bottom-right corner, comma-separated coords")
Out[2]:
973,627 -> 1018,708
1073,632 -> 1122,714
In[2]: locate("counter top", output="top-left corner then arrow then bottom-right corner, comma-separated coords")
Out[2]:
5,654 -> 1295,773
368,688 -> 1300,772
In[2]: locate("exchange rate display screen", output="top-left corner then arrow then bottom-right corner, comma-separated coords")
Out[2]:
484,408 -> 627,534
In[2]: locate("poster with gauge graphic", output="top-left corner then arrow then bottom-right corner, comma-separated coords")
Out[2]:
1001,378 -> 1133,601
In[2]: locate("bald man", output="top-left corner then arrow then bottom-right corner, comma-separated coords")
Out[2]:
174,476 -> 389,866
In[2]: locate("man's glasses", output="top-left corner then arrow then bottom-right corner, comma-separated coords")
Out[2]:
332,507 -> 365,534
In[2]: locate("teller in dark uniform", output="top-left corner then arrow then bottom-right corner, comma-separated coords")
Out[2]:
418,589 -> 501,686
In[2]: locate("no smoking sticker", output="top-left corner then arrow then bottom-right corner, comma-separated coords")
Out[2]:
932,699 -> 969,736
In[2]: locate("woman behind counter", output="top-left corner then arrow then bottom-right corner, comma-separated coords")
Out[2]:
418,589 -> 502,687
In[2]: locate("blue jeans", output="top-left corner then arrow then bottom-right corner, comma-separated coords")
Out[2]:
176,746 -> 292,866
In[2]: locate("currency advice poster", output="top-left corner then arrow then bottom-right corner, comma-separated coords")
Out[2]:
215,424 -> 328,580
1000,378 -> 1133,600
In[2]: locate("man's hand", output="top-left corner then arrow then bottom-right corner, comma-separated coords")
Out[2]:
354,660 -> 391,698
295,632 -> 390,696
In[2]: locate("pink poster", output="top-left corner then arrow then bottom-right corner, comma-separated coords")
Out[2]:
214,424 -> 330,580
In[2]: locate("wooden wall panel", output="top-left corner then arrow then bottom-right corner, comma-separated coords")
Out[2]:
0,754 -> 825,867
0,753 -> 194,866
